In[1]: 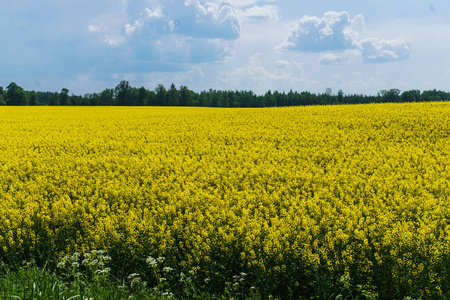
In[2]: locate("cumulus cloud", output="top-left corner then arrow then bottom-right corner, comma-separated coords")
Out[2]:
319,53 -> 347,65
124,6 -> 165,36
220,53 -> 270,84
123,0 -> 241,40
359,35 -> 412,63
239,5 -> 280,22
219,53 -> 305,93
280,11 -> 364,52
179,1 -> 241,40
104,35 -> 127,47
274,59 -> 304,79
226,0 -> 274,9
88,23 -> 108,33
86,0 -> 242,70
280,11 -> 412,64
188,39 -> 235,62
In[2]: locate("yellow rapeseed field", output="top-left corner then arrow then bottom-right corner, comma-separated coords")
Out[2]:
1,103 -> 450,297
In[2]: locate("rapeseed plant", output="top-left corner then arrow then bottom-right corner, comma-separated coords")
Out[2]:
0,104 -> 449,298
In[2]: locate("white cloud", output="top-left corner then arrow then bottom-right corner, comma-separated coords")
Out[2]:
88,23 -> 108,33
220,53 -> 269,84
239,5 -> 279,22
279,11 -> 412,64
226,0 -> 274,9
319,53 -> 346,65
142,6 -> 165,19
219,53 -> 305,93
124,6 -> 165,37
359,35 -> 412,63
180,1 -> 241,40
280,11 -> 364,52
124,1 -> 240,41
104,35 -> 126,47
86,0 -> 241,69
188,39 -> 236,62
274,59 -> 304,79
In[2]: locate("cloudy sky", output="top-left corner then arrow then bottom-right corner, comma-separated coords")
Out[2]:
1,0 -> 449,96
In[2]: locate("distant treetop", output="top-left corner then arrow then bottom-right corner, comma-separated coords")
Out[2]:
0,81 -> 449,107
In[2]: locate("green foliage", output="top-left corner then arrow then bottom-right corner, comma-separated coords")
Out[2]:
49,92 -> 60,106
3,81 -> 450,107
0,252 -> 271,299
115,81 -> 132,106
167,83 -> 180,106
60,88 -> 70,106
6,82 -> 28,106
3,251 -> 430,299
401,89 -> 420,102
29,91 -> 38,106
155,84 -> 167,106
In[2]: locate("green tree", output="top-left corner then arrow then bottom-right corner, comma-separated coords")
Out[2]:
337,89 -> 344,104
208,89 -> 219,107
137,87 -> 147,106
147,90 -> 156,106
421,89 -> 449,102
60,88 -> 70,106
70,95 -> 82,106
6,82 -> 28,105
48,92 -> 60,106
386,88 -> 401,102
0,86 -> 6,106
29,91 -> 38,106
99,89 -> 114,106
115,81 -> 131,106
256,95 -> 264,107
198,92 -> 207,106
167,84 -> 179,106
91,93 -> 100,106
189,91 -> 199,106
155,84 -> 167,106
287,89 -> 295,106
379,89 -> 400,102
378,89 -> 388,102
401,90 -> 420,102
263,90 -> 274,107
179,85 -> 190,106
221,91 -> 229,107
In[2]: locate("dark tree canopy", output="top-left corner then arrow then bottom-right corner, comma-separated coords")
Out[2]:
60,88 -> 70,106
6,82 -> 28,106
2,82 -> 450,108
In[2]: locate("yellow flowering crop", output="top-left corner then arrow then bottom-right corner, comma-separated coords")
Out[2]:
1,103 -> 450,297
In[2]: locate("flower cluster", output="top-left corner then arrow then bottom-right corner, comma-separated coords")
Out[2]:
1,104 -> 449,297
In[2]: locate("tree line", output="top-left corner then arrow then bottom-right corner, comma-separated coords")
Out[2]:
1,81 -> 449,107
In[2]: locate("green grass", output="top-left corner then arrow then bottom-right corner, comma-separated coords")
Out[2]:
0,265 -> 259,300
0,262 -> 384,300
0,261 -> 139,300
0,250 -> 410,299
0,252 -> 264,300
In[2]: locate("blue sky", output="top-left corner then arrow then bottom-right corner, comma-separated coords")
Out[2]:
1,0 -> 449,96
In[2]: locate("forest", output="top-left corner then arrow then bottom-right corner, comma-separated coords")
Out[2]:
1,80 -> 449,107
